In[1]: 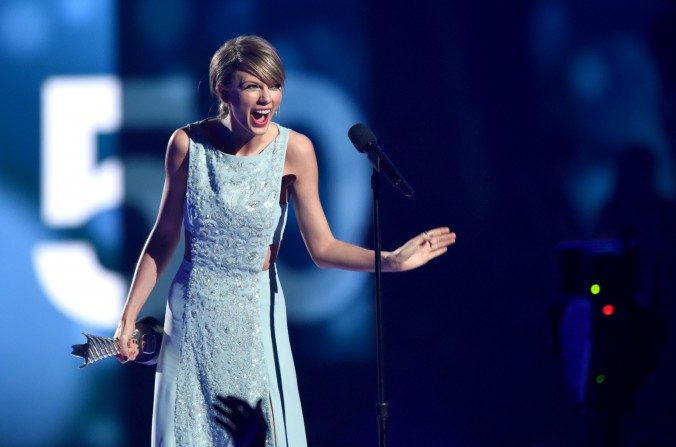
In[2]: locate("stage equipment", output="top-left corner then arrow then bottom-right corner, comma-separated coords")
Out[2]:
557,239 -> 664,446
349,123 -> 414,447
348,123 -> 414,198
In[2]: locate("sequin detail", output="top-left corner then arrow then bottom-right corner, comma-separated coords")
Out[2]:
175,124 -> 288,446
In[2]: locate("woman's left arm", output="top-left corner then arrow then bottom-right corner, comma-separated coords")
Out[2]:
287,132 -> 456,273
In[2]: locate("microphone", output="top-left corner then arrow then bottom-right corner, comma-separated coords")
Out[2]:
348,123 -> 415,197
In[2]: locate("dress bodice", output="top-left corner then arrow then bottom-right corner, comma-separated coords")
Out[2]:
184,121 -> 289,273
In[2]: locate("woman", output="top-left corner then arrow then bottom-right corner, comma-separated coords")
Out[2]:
114,35 -> 456,447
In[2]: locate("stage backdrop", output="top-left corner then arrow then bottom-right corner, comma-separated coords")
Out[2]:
2,0 -> 675,446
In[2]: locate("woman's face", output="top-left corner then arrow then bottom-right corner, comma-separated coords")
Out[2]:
222,70 -> 282,137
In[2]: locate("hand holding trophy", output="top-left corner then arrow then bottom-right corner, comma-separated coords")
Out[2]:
70,316 -> 163,368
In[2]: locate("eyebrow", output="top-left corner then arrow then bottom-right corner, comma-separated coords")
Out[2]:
237,74 -> 280,88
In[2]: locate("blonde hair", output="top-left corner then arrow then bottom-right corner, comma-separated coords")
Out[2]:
209,35 -> 285,118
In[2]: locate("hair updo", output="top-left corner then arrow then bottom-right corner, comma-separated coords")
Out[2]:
209,35 -> 286,118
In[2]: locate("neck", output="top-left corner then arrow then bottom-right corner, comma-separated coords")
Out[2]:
216,116 -> 270,155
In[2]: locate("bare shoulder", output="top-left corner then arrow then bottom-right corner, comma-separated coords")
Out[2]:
286,130 -> 318,169
166,127 -> 190,172
287,130 -> 315,158
168,127 -> 190,155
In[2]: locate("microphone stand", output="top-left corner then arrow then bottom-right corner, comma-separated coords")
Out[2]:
371,156 -> 388,447
349,123 -> 413,447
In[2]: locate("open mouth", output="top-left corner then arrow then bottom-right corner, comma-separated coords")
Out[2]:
251,109 -> 271,126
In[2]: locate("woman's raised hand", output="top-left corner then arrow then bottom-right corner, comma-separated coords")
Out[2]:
384,226 -> 456,272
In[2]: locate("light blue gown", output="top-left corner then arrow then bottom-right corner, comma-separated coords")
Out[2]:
151,121 -> 307,447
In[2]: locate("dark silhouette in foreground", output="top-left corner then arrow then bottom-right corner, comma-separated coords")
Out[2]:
213,395 -> 267,447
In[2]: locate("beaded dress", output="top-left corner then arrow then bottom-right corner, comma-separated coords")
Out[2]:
151,121 -> 307,447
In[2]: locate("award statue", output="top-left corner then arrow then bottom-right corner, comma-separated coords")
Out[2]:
71,316 -> 163,368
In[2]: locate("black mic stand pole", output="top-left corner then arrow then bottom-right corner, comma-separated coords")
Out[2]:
371,155 -> 388,447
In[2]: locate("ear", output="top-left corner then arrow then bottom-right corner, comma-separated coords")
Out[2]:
216,84 -> 230,103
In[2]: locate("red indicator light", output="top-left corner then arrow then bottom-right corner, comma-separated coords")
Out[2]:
602,304 -> 615,316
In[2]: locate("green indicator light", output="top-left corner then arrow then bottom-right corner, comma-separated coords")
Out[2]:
596,374 -> 606,384
590,284 -> 601,295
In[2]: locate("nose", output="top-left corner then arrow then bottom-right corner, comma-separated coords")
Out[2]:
258,86 -> 271,104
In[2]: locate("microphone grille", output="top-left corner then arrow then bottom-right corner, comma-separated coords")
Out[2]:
348,123 -> 376,153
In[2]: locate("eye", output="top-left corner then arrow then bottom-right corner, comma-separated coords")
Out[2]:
243,83 -> 260,90
270,84 -> 282,91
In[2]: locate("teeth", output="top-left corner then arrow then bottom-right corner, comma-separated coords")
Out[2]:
254,110 -> 270,115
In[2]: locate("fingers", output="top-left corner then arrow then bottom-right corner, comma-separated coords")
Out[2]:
213,400 -> 238,432
127,340 -> 140,361
436,232 -> 456,246
213,395 -> 258,433
217,406 -> 247,430
424,226 -> 451,236
214,414 -> 236,432
115,336 -> 129,363
217,395 -> 251,410
214,395 -> 252,416
421,227 -> 455,240
428,246 -> 448,260
115,337 -> 139,363
419,232 -> 433,250
420,227 -> 456,251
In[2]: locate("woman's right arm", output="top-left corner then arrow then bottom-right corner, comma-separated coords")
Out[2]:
114,128 -> 189,361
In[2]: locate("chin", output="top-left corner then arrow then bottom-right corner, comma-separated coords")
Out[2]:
249,121 -> 272,134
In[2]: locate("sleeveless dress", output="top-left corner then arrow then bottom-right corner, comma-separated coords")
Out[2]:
151,121 -> 307,447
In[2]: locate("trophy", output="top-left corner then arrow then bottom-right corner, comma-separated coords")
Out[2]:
71,316 -> 163,368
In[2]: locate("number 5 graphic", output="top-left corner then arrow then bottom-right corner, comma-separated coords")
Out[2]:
33,76 -> 125,329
